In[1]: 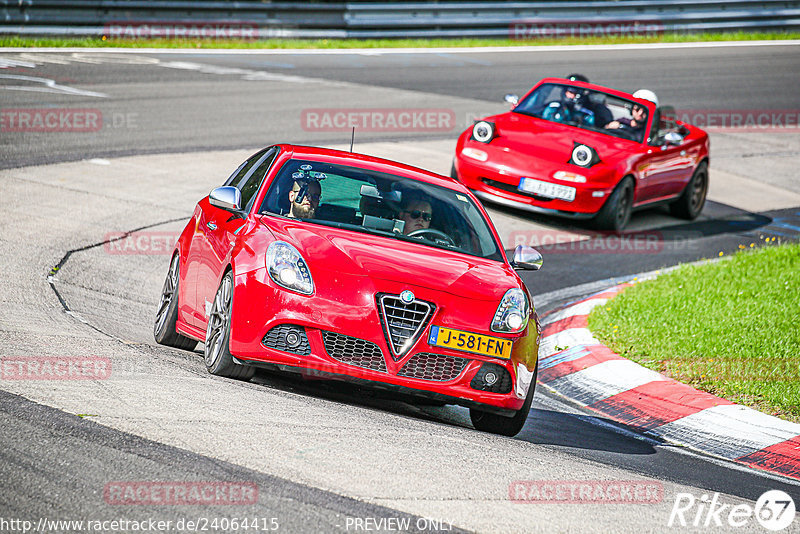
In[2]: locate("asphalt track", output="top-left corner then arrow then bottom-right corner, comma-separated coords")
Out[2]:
1,44 -> 800,533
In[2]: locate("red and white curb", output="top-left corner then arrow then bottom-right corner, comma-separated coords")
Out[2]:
538,283 -> 800,481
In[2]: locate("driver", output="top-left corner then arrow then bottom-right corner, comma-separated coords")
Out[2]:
288,178 -> 321,219
542,84 -> 593,125
606,89 -> 657,135
399,194 -> 433,235
605,103 -> 648,134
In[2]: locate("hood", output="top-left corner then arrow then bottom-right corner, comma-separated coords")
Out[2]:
486,112 -> 634,165
260,217 -> 520,302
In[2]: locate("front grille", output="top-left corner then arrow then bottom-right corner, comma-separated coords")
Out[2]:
262,324 -> 310,355
481,178 -> 554,202
322,331 -> 386,372
398,353 -> 468,382
470,362 -> 513,394
377,293 -> 435,360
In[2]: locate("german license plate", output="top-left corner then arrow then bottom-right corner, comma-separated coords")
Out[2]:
427,326 -> 512,360
518,177 -> 576,202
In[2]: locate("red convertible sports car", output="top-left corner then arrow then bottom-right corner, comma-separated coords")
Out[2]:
154,145 -> 543,436
453,77 -> 710,231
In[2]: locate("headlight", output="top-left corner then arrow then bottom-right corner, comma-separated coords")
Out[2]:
491,288 -> 530,333
472,121 -> 495,143
266,241 -> 314,295
570,143 -> 599,168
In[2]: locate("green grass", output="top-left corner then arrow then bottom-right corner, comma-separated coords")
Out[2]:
588,241 -> 800,422
2,31 -> 800,49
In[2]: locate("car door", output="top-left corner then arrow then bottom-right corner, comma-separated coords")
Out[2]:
193,147 -> 278,330
637,107 -> 695,202
182,149 -> 267,327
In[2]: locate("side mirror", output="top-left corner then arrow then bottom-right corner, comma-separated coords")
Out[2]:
511,245 -> 543,271
504,94 -> 519,107
209,186 -> 242,211
664,131 -> 684,145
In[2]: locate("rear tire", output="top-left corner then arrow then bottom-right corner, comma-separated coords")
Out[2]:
470,365 -> 537,437
594,177 -> 634,232
669,161 -> 708,220
204,271 -> 255,380
154,253 -> 198,351
450,161 -> 459,180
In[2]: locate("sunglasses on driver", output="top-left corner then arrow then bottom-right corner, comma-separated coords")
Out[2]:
405,209 -> 432,222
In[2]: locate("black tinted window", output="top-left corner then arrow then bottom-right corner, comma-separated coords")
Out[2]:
224,148 -> 268,188
259,158 -> 503,261
240,147 -> 278,211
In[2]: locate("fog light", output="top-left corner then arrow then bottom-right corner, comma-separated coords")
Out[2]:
285,331 -> 301,348
592,191 -> 606,198
484,372 -> 499,386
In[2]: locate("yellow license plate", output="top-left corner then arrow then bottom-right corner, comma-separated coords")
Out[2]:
427,326 -> 512,360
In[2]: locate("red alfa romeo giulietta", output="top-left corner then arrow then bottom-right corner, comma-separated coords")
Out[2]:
453,77 -> 710,231
154,145 -> 543,436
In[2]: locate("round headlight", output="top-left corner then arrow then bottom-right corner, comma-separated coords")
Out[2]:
571,144 -> 593,167
506,312 -> 524,331
472,121 -> 495,143
279,267 -> 297,286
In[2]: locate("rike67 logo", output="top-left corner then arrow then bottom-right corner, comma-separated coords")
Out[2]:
669,490 -> 796,531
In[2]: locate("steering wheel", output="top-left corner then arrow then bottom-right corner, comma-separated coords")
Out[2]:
408,228 -> 456,247
613,124 -> 639,141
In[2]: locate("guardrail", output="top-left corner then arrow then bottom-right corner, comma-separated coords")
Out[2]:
2,1 -> 798,39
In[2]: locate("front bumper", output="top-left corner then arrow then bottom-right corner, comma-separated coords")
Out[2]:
229,268 -> 538,414
455,149 -> 614,217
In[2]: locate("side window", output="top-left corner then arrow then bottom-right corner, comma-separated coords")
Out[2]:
223,148 -> 268,187
239,147 -> 278,211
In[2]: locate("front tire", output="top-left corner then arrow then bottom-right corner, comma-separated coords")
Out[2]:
669,161 -> 708,220
154,253 -> 197,351
204,271 -> 255,380
594,177 -> 634,232
470,365 -> 537,437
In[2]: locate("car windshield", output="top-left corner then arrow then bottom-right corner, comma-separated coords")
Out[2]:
513,83 -> 649,143
259,158 -> 503,261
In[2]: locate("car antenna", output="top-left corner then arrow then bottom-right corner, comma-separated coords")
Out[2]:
349,127 -> 355,152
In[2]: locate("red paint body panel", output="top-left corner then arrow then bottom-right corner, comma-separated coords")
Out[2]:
454,78 -> 709,218
172,145 -> 540,413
